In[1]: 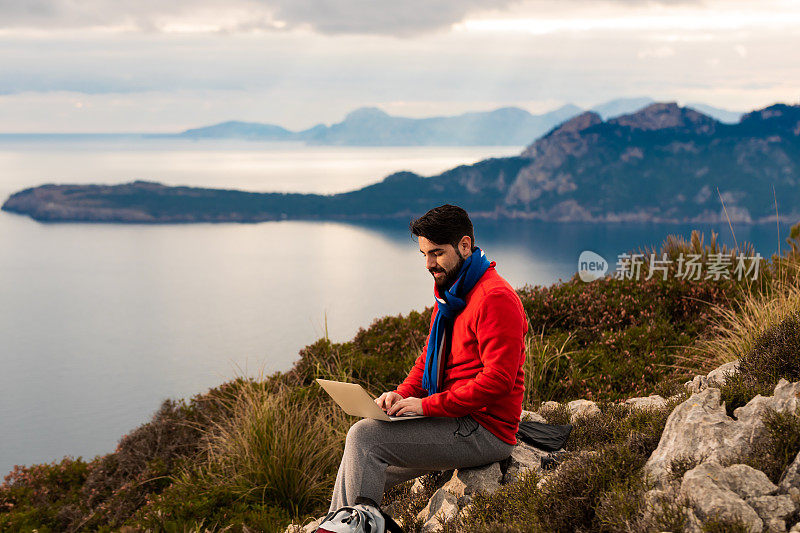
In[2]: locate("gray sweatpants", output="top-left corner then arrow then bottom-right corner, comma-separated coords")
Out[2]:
328,415 -> 515,512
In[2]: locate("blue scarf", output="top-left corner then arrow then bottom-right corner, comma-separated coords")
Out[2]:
422,247 -> 491,395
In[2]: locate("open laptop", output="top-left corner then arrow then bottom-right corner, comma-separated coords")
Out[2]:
316,379 -> 427,421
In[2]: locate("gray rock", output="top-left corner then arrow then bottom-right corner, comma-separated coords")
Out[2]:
439,462 -> 502,507
646,380 -> 800,485
417,488 -> 459,532
788,487 -> 800,510
684,507 -> 703,533
732,379 -> 800,423
567,399 -> 601,422
624,394 -> 667,410
381,501 -> 401,520
283,515 -> 326,533
520,409 -> 547,423
715,463 -> 777,499
539,400 -> 561,414
680,463 -> 763,533
502,441 -> 551,483
684,374 -> 709,394
747,494 -> 795,532
780,452 -> 800,492
410,476 -> 426,495
707,360 -> 739,387
684,360 -> 740,394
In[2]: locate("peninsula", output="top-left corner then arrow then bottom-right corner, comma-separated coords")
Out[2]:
3,102 -> 799,224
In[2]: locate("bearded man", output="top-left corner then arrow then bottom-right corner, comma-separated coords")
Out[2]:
322,204 -> 528,530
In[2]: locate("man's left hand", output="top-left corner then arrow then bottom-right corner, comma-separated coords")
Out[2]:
387,396 -> 423,416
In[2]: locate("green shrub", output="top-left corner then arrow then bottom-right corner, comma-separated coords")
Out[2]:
0,457 -> 89,532
737,407 -> 800,484
719,308 -> 800,414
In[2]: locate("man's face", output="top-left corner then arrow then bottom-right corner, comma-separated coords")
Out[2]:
418,236 -> 470,290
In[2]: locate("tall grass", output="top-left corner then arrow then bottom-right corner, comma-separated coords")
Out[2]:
522,328 -> 580,408
691,278 -> 800,371
193,382 -> 349,517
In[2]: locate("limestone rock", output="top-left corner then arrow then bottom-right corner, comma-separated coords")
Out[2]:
646,380 -> 800,485
747,494 -> 795,532
410,476 -> 426,495
683,507 -> 703,533
707,360 -> 739,387
539,401 -> 561,414
502,441 -> 551,483
790,521 -> 800,533
283,515 -> 326,533
684,359 -> 740,393
520,409 -> 547,423
680,463 -> 763,533
684,374 -> 709,394
567,399 -> 601,422
780,451 -> 800,492
439,462 -> 502,506
624,394 -> 667,410
720,464 -> 777,499
417,488 -> 458,532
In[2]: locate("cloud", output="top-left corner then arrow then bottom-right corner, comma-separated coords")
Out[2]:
0,0 -> 707,36
0,0 -> 520,36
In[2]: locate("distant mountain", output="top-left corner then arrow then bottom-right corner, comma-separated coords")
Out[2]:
6,102 -> 799,224
590,97 -> 656,119
589,97 -> 744,124
685,102 -> 745,124
172,99 -> 743,146
179,121 -> 294,140
175,105 -> 583,146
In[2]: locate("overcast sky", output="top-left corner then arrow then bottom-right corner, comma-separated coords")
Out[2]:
1,0 -> 799,132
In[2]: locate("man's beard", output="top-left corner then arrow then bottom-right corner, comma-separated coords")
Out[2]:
431,252 -> 466,291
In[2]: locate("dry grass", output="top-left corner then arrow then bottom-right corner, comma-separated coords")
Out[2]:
522,328 -> 580,408
692,279 -> 800,371
192,381 -> 350,517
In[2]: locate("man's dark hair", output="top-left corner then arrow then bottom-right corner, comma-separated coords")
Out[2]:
409,204 -> 475,251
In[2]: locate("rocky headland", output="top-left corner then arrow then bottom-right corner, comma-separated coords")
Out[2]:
4,102 -> 800,224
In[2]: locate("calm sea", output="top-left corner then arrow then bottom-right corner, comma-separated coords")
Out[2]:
0,138 -> 787,475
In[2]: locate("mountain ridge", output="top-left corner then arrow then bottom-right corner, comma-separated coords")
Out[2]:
3,101 -> 797,224
170,98 -> 743,146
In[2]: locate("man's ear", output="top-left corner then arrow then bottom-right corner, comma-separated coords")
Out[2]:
458,235 -> 472,256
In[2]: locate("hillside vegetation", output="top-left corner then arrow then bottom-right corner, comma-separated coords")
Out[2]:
2,226 -> 800,531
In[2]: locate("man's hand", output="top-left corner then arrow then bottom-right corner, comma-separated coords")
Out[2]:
375,391 -> 403,411
387,396 -> 423,417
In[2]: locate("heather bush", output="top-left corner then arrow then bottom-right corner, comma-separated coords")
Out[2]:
736,407 -> 800,484
451,399 -> 679,533
0,457 -> 89,532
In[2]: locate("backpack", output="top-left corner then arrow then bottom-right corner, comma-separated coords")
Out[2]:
315,503 -> 404,533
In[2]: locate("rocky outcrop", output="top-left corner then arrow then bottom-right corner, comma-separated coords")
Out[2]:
684,359 -> 739,394
640,372 -> 800,533
608,102 -> 718,134
679,461 -> 797,532
647,379 -> 800,485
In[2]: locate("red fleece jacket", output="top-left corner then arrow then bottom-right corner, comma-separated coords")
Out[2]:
394,264 -> 528,445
